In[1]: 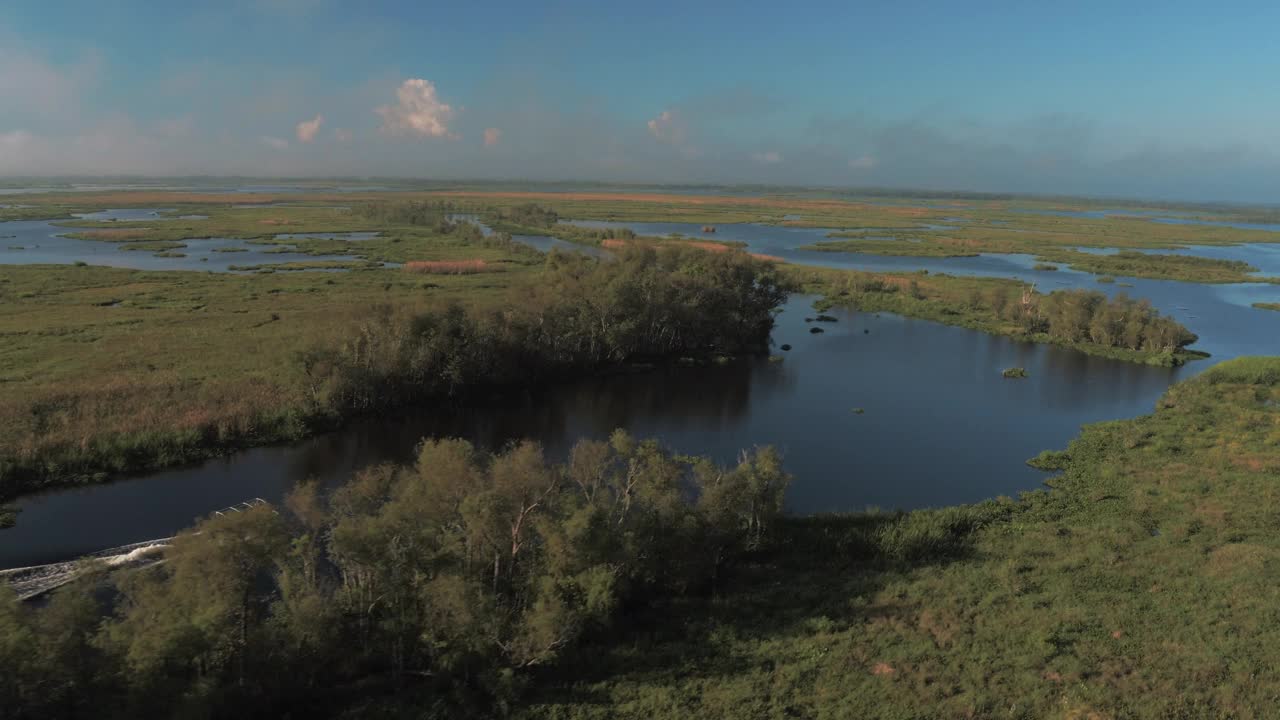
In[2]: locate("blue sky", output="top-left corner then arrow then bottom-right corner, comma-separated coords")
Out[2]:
2,0 -> 1279,200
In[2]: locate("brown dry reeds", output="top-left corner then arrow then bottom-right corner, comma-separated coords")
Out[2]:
404,259 -> 492,274
0,375 -> 305,496
679,240 -> 733,252
604,238 -> 780,261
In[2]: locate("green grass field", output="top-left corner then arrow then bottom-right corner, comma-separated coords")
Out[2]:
0,238 -> 543,497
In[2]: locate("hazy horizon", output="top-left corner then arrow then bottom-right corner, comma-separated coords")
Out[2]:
4,1 -> 1280,202
3,175 -> 1277,208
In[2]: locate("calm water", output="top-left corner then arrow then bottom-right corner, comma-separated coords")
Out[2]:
0,218 -> 373,272
71,209 -> 182,222
559,220 -> 1280,359
447,214 -> 612,258
2,295 -> 1191,568
1071,243 -> 1280,276
513,234 -> 612,259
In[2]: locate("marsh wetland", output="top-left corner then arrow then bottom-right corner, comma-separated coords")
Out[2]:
3,185 -> 1279,718
2,189 -> 1277,566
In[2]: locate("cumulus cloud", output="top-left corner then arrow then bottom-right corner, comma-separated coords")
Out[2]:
646,110 -> 686,144
483,127 -> 501,147
333,128 -> 353,142
261,135 -> 289,150
847,155 -> 878,170
751,150 -> 783,164
295,114 -> 323,142
376,78 -> 458,139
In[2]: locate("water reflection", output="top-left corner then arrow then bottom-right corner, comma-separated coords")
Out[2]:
2,296 -> 1195,567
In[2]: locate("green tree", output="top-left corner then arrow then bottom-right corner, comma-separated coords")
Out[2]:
0,586 -> 38,713
101,504 -> 289,707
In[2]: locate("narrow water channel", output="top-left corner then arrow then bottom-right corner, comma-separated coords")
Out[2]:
0,295 -> 1187,568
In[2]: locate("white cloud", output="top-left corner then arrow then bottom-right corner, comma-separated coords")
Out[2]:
295,114 -> 323,142
848,155 -> 878,170
751,150 -> 783,164
333,128 -> 353,142
0,42 -> 100,118
261,135 -> 290,150
483,127 -> 502,147
646,110 -> 686,144
376,78 -> 458,139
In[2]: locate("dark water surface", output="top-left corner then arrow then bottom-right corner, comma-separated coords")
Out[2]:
2,296 -> 1189,568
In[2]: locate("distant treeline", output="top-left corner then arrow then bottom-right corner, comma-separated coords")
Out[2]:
498,202 -> 559,227
0,433 -> 790,718
354,199 -> 470,226
353,201 -> 505,246
355,200 -> 639,247
303,246 -> 787,412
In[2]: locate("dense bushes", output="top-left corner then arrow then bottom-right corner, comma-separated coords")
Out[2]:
977,286 -> 1196,353
354,200 -> 533,253
0,433 -> 791,718
355,199 -> 462,227
303,245 -> 787,412
798,266 -> 1198,363
1036,290 -> 1197,353
500,203 -> 560,227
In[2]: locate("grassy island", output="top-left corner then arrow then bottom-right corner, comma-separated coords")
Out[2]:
785,265 -> 1205,367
